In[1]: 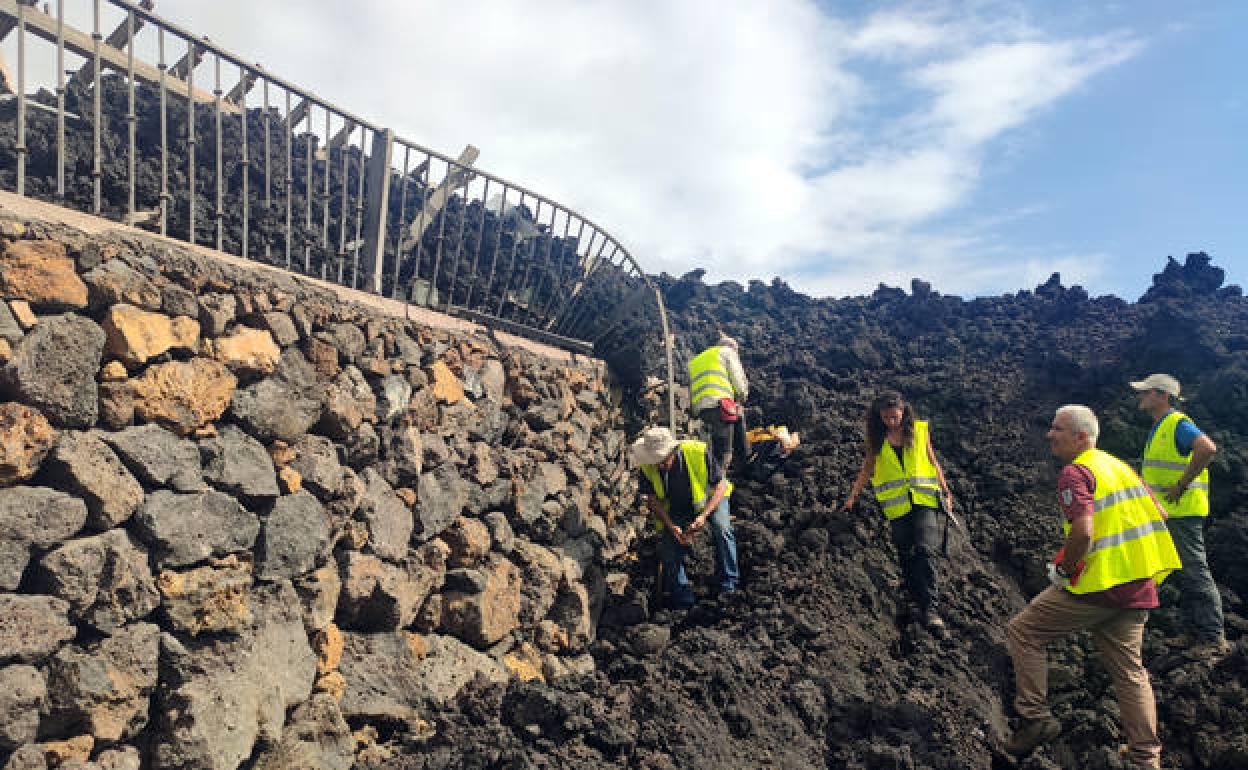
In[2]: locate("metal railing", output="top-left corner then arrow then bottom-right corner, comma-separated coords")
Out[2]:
0,0 -> 678,428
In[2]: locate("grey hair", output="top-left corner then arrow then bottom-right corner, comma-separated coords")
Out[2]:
1056,404 -> 1099,445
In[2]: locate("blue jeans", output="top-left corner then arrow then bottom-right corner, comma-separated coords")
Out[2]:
1166,515 -> 1224,641
658,498 -> 739,607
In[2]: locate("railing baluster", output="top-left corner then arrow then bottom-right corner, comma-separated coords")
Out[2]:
351,127 -> 366,289
186,39 -> 196,243
426,158 -> 453,306
481,184 -> 509,314
284,89 -> 293,269
462,177 -> 490,309
507,199 -> 543,323
552,234 -> 609,335
240,69 -> 250,258
14,0 -> 27,196
213,54 -> 223,250
560,243 -> 619,339
406,154 -> 432,298
494,192 -> 526,317
125,10 -> 136,222
320,110 -> 329,258
157,27 -> 167,234
91,0 -> 102,213
303,107 -> 312,274
527,204 -> 561,325
336,122 -> 348,284
537,215 -> 578,322
390,144 -> 411,299
55,0 -> 66,199
443,175 -> 474,313
262,77 -> 271,257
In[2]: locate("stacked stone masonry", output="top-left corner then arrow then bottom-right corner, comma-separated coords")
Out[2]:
0,213 -> 636,770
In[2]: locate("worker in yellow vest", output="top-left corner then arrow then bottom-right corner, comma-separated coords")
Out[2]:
841,391 -> 953,632
632,426 -> 738,609
1005,405 -> 1181,769
687,334 -> 749,471
1130,373 -> 1226,659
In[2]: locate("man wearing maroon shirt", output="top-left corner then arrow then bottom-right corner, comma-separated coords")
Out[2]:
1005,405 -> 1178,770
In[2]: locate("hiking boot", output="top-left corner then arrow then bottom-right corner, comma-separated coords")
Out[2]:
1187,636 -> 1231,660
1005,716 -> 1060,755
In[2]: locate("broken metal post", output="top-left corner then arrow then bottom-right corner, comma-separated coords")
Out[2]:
400,145 -> 479,251
359,127 -> 393,295
69,0 -> 152,90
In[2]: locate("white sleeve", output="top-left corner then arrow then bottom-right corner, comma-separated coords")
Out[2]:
721,348 -> 749,402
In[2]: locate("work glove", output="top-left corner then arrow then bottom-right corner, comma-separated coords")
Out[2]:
1046,562 -> 1070,589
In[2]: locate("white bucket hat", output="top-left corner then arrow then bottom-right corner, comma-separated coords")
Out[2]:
630,426 -> 678,466
1129,373 -> 1181,399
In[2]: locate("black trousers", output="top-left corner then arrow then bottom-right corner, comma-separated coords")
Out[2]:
888,505 -> 941,612
698,406 -> 749,469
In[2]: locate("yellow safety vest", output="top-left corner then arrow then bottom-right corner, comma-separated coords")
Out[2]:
1063,448 -> 1181,595
870,420 -> 941,520
1141,411 -> 1209,518
688,347 -> 735,409
640,440 -> 733,529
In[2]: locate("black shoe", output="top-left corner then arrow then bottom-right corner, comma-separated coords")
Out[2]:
1005,716 -> 1060,755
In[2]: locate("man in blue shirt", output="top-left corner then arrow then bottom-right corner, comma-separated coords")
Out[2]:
1131,373 -> 1226,659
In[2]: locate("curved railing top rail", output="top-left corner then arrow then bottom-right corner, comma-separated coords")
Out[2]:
1,0 -> 677,426
99,0 -> 651,282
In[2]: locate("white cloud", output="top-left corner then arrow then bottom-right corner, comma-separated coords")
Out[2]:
914,35 -> 1142,145
14,0 -> 1144,297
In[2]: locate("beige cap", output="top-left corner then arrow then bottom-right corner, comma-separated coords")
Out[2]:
1129,373 -> 1181,398
630,426 -> 679,466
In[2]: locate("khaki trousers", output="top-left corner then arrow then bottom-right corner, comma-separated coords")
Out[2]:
1006,586 -> 1161,769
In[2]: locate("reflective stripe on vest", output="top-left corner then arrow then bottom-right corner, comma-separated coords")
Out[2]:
1141,411 -> 1209,518
688,347 -> 735,407
640,440 -> 734,529
1063,448 -> 1182,594
870,420 -> 941,520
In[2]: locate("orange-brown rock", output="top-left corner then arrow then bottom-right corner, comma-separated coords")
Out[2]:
0,239 -> 88,309
404,631 -> 428,660
208,327 -> 280,375
101,304 -> 200,366
41,734 -> 94,765
130,358 -> 237,435
303,336 -> 340,378
314,670 -> 346,701
428,360 -> 465,403
0,402 -> 58,485
440,556 -> 521,648
9,300 -> 37,329
444,516 -> 491,568
278,466 -> 302,494
99,360 -> 128,382
314,623 -> 345,675
268,440 -> 296,467
156,555 -> 253,635
502,641 -> 546,683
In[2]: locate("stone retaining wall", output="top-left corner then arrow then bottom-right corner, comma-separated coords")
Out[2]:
0,213 -> 637,770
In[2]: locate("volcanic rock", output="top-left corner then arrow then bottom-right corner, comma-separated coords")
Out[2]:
0,314 -> 105,428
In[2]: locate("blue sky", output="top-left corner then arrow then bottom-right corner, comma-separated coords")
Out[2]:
8,1 -> 1245,301
940,2 -> 1248,301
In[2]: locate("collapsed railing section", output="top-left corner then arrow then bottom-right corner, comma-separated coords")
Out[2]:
0,0 -> 676,424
